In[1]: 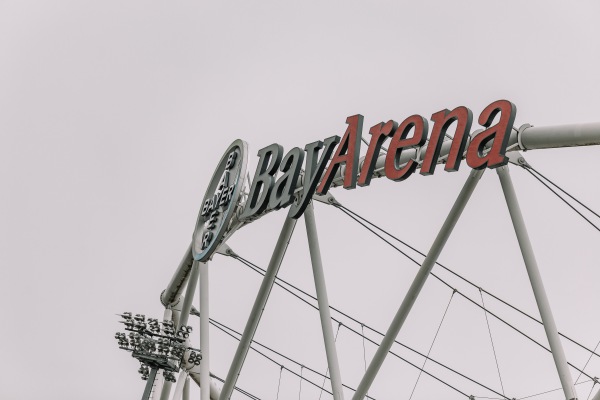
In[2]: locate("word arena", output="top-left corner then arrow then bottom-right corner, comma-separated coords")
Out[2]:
242,99 -> 517,220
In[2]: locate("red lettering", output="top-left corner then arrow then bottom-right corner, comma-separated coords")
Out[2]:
466,100 -> 517,169
385,115 -> 428,181
357,120 -> 397,187
421,107 -> 473,175
317,115 -> 363,194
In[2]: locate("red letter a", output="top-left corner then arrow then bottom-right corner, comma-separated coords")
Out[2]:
466,100 -> 517,170
317,115 -> 363,194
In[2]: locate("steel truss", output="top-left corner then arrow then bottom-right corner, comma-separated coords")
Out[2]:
143,121 -> 600,400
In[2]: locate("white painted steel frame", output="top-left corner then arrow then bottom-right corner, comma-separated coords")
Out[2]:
199,261 -> 210,400
592,383 -> 600,400
150,308 -> 173,400
304,201 -> 345,400
142,368 -> 159,400
149,121 -> 600,400
497,165 -> 578,400
219,217 -> 297,400
171,372 -> 189,400
352,168 -> 484,400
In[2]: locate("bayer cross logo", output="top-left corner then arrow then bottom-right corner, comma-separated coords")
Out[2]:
199,151 -> 237,250
192,140 -> 247,261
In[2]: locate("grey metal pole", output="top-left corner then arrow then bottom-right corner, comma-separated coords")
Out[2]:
219,216 -> 297,400
142,368 -> 159,400
497,165 -> 578,400
188,372 -> 221,399
352,168 -> 484,400
161,244 -> 195,307
591,385 -> 600,400
304,201 -> 345,400
171,371 -> 189,400
178,261 -> 201,329
199,261 -> 210,400
182,377 -> 190,400
159,378 -> 172,400
152,308 -> 173,400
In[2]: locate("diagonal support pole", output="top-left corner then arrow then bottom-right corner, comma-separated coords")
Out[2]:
178,261 -> 201,329
142,368 -> 159,400
182,377 -> 190,400
352,168 -> 484,400
171,371 -> 190,400
497,165 -> 577,400
592,383 -> 600,400
304,201 -> 345,400
199,260 -> 210,400
219,216 -> 297,400
153,308 -> 173,400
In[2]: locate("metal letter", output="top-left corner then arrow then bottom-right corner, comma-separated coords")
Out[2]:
317,114 -> 363,194
466,100 -> 516,169
422,106 -> 473,174
357,120 -> 397,187
385,115 -> 429,181
288,137 -> 339,219
241,143 -> 283,219
269,147 -> 305,210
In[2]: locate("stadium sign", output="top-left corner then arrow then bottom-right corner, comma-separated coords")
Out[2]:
242,99 -> 516,219
193,99 -> 516,260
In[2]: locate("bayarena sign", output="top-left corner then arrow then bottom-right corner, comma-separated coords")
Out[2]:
193,99 -> 516,261
119,97 -> 600,400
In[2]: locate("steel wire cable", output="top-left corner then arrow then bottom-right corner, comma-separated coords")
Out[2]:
523,164 -> 600,220
334,203 -> 595,381
521,166 -> 600,233
209,319 -> 335,397
408,290 -> 455,400
479,289 -> 505,395
336,314 -> 471,398
577,339 -> 600,384
298,366 -> 303,400
473,379 -> 595,400
230,253 -> 510,399
209,317 -> 379,399
275,366 -> 283,400
210,374 -> 262,400
318,323 -> 342,400
333,202 -> 600,362
587,381 -> 597,400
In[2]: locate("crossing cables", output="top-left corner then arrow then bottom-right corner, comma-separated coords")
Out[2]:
332,201 -> 600,369
227,252 -> 511,399
520,163 -> 600,233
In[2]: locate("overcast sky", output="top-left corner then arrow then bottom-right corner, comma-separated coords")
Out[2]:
2,1 -> 600,400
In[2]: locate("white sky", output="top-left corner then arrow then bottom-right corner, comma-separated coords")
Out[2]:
1,1 -> 600,399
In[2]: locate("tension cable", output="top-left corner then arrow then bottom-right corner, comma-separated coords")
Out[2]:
521,165 -> 600,233
479,288 -> 506,395
408,290 -> 455,400
318,322 -> 342,400
211,374 -> 262,400
276,366 -> 283,400
523,164 -> 600,220
229,253 -> 510,399
333,202 -> 600,362
576,338 -> 600,384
